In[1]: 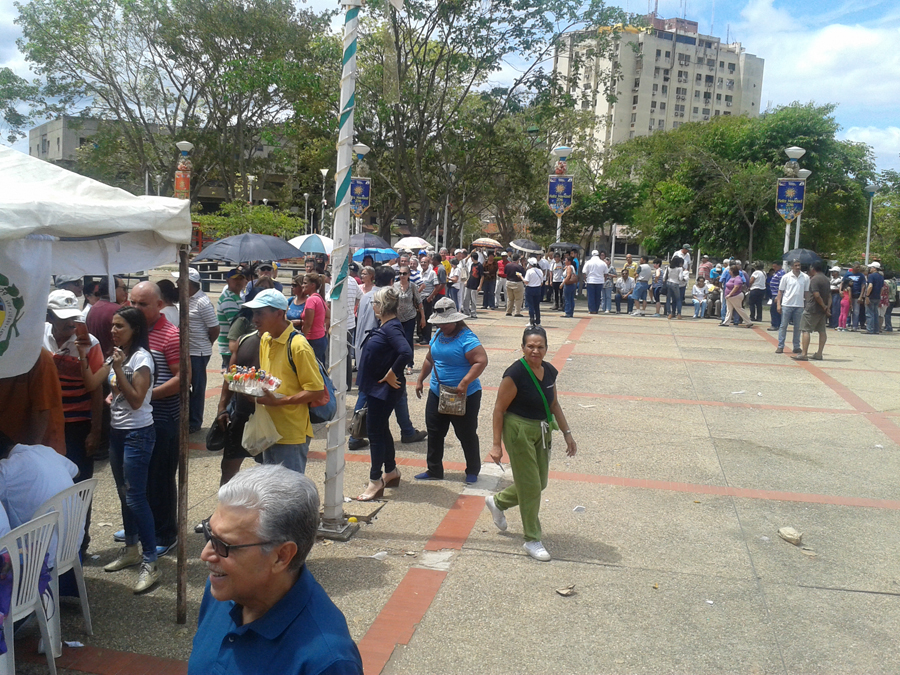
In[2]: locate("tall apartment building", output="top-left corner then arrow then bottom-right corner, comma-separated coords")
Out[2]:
554,16 -> 764,155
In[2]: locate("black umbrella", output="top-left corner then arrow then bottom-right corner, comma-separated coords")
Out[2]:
782,248 -> 821,265
510,238 -> 543,254
350,233 -> 391,249
549,242 -> 581,251
192,233 -> 302,264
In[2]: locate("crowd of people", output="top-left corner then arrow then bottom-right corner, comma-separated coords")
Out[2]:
1,238 -> 893,673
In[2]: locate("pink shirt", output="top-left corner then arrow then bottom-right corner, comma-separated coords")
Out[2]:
301,293 -> 327,340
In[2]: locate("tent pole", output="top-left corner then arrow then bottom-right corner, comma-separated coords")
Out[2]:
176,244 -> 190,624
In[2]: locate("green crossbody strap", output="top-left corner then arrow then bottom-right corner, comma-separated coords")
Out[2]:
519,358 -> 553,425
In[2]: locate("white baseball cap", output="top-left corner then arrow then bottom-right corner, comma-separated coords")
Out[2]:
171,268 -> 201,283
869,261 -> 881,269
47,290 -> 83,319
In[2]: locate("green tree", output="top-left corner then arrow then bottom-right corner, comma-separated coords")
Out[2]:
193,201 -> 306,240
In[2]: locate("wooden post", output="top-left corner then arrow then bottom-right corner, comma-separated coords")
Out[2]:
176,245 -> 190,624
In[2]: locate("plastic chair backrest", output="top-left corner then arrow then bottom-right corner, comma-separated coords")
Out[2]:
0,512 -> 59,621
32,479 -> 98,574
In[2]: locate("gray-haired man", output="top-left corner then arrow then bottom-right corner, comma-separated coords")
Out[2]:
190,465 -> 362,675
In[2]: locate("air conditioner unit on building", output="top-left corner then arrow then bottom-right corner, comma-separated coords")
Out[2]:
726,101 -> 732,107
703,115 -> 709,120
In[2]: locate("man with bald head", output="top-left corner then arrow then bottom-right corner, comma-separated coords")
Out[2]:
129,281 -> 182,555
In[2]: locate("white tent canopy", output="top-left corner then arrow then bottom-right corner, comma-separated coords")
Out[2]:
0,145 -> 192,378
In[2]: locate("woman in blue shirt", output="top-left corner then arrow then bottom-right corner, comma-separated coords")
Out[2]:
414,298 -> 488,482
355,287 -> 412,501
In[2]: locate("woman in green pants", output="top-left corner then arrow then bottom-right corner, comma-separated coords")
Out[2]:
486,326 -> 577,561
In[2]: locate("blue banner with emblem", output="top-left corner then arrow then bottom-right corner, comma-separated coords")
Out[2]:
776,178 -> 805,222
548,175 -> 574,216
349,178 -> 371,217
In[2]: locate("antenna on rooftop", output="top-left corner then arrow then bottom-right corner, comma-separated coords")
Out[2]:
710,0 -> 715,36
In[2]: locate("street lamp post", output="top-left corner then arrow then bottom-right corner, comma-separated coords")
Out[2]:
550,146 -> 573,243
783,146 -> 805,254
794,168 -> 812,249
320,168 -> 329,235
247,174 -> 256,205
154,174 -> 162,197
864,183 -> 877,265
352,143 -> 370,235
441,163 -> 456,252
304,192 -> 310,234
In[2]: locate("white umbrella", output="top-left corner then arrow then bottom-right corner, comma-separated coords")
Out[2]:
288,233 -> 334,255
394,236 -> 430,251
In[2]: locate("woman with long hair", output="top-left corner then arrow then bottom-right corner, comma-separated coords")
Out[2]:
486,326 -> 577,561
300,272 -> 329,363
79,306 -> 159,593
287,273 -> 309,331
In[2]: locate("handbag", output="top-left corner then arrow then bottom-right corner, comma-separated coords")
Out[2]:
205,418 -> 227,452
350,406 -> 368,439
431,335 -> 466,416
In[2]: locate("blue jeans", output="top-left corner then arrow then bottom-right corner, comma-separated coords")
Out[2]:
366,393 -> 400,481
525,286 -> 542,325
448,286 -> 460,309
261,438 -> 311,473
189,354 -> 210,431
694,300 -> 707,318
770,299 -> 781,328
866,302 -> 879,333
829,293 -> 841,328
615,294 -> 633,313
563,283 -> 576,316
586,284 -> 602,313
482,279 -> 496,309
665,283 -> 682,316
886,303 -> 895,331
634,281 -> 649,304
778,305 -> 803,349
308,335 -> 328,364
601,287 -> 612,312
109,425 -> 157,563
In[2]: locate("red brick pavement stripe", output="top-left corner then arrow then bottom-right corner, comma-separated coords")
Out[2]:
423,494 -> 487,551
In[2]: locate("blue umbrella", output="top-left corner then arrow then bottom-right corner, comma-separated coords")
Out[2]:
353,247 -> 397,263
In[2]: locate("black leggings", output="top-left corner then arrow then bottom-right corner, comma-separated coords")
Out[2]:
424,389 -> 482,478
748,288 -> 766,322
551,281 -> 563,307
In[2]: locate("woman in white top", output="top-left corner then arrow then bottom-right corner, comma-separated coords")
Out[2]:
524,258 -> 545,327
748,263 -> 767,323
79,306 -> 159,593
692,277 -> 710,318
665,256 -> 684,319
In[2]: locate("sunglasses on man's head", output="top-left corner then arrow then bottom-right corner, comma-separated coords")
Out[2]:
200,518 -> 276,558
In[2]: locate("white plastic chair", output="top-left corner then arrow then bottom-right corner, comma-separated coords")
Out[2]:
33,479 -> 98,660
0,511 -> 59,675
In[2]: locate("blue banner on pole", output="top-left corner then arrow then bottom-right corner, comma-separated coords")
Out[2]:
548,175 -> 574,216
350,178 -> 371,217
776,178 -> 805,223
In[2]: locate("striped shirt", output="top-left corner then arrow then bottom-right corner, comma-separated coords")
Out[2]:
189,290 -> 218,356
148,314 -> 180,420
769,269 -> 784,298
216,289 -> 242,355
43,324 -> 103,424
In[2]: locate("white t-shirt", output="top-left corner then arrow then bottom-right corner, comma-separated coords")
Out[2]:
583,257 -> 609,285
615,277 -> 635,295
0,443 -> 78,564
188,291 -> 218,356
750,270 -> 766,290
525,267 -> 544,287
162,304 -> 180,326
778,272 -> 810,308
679,251 -> 692,272
666,265 -> 684,287
550,260 -> 565,283
692,284 -> 709,301
109,348 -> 155,429
636,263 -> 653,283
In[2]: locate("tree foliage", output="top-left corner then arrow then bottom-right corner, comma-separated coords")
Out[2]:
193,201 -> 306,239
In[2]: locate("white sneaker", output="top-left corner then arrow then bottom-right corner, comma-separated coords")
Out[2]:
134,561 -> 160,594
523,541 -> 551,561
485,496 -> 507,531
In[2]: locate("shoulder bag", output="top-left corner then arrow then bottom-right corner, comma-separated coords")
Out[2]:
518,358 -> 559,449
431,334 -> 466,416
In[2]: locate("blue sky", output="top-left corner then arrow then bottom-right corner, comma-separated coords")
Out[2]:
2,0 -> 898,172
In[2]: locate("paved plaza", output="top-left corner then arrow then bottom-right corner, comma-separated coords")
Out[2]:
21,296 -> 900,675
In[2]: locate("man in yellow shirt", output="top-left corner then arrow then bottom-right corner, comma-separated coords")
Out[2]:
622,253 -> 639,279
243,290 -> 324,473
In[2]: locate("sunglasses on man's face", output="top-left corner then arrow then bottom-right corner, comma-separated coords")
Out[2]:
201,518 -> 276,558
399,272 -> 409,276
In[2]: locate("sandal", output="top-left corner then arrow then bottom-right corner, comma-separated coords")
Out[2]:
356,479 -> 384,502
383,469 -> 401,488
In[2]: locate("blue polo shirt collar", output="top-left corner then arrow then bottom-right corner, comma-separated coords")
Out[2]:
228,566 -> 313,640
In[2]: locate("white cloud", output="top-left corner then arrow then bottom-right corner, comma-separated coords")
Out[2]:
842,126 -> 900,172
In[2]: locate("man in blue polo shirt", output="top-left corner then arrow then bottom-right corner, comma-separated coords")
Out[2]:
189,464 -> 362,675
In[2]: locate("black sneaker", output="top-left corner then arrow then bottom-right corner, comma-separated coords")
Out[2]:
793,348 -> 803,354
401,429 -> 428,443
348,438 -> 369,451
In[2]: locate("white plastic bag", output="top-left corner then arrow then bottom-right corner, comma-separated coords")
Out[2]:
241,402 -> 282,456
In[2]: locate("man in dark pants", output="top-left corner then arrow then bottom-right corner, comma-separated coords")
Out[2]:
767,261 -> 784,331
128,282 -> 182,556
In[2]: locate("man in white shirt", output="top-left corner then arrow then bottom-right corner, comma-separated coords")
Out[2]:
676,244 -> 692,275
775,259 -> 810,354
614,271 -> 636,314
174,268 -> 220,433
582,250 -> 609,315
632,255 -> 654,316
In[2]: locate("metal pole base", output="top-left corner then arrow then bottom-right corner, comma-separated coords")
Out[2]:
318,518 -> 360,542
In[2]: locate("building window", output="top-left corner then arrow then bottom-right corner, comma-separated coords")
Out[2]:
659,102 -> 666,110
714,110 -> 720,116
634,78 -> 640,88
695,73 -> 702,82
631,113 -> 637,122
654,67 -> 660,78
694,90 -> 700,99
663,68 -> 669,76
656,49 -> 661,57
633,95 -> 639,104
650,118 -> 655,126
652,83 -> 658,93
707,58 -> 714,67
716,93 -> 722,101
665,51 -> 671,58
702,108 -> 710,115
719,60 -> 725,68
728,63 -> 736,72
661,85 -> 667,95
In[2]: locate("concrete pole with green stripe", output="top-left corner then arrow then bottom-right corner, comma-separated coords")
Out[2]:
321,0 -> 362,538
